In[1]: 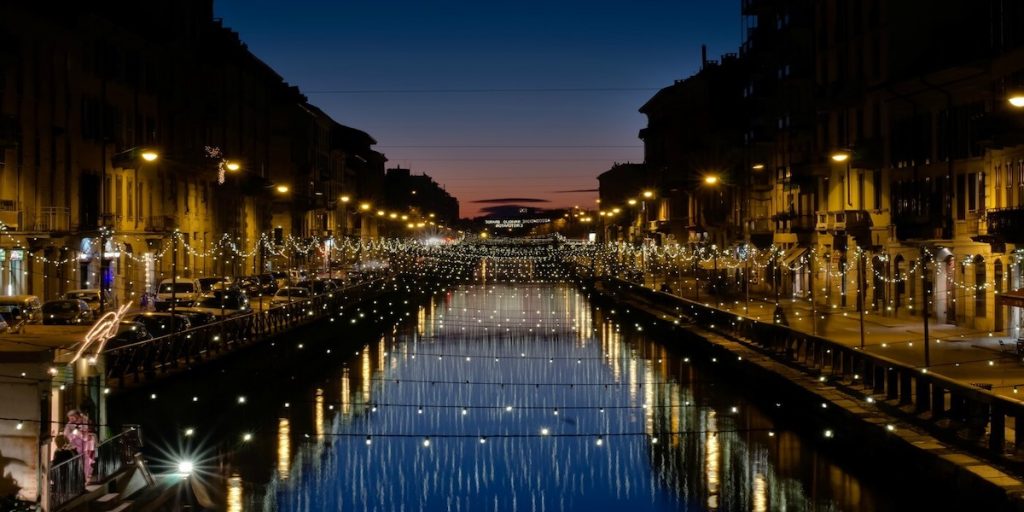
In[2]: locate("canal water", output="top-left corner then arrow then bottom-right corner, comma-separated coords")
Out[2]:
112,283 -> 934,511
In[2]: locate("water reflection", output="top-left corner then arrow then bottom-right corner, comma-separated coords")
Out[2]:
256,284 -> 900,511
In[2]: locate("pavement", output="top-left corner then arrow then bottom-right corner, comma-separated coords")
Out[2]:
650,276 -> 1024,400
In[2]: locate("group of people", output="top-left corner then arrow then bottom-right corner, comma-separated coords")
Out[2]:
52,409 -> 96,481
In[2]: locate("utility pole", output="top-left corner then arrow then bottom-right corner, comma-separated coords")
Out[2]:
744,246 -> 750,315
810,248 -> 817,336
171,231 -> 178,319
921,246 -> 930,368
858,248 -> 866,350
98,227 -> 107,314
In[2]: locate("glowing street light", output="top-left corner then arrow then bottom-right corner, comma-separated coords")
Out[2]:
704,175 -> 719,185
340,195 -> 351,203
642,190 -> 654,199
752,163 -> 765,170
1010,95 -> 1024,108
359,202 -> 371,211
225,161 -> 241,172
275,184 -> 289,194
140,150 -> 159,162
831,152 -> 849,162
627,198 -> 637,206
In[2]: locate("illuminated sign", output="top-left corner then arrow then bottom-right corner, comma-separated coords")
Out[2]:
483,218 -> 551,229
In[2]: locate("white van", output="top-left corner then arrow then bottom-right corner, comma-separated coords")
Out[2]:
154,278 -> 202,311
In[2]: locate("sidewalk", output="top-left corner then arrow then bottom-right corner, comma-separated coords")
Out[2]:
657,277 -> 1024,400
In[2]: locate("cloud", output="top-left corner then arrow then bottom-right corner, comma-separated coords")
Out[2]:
472,197 -> 551,204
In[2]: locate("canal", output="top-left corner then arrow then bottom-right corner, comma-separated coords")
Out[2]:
110,283 -> 944,511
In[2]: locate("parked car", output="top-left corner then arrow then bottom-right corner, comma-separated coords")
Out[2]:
62,289 -> 112,316
235,277 -> 264,297
295,279 -> 337,295
42,299 -> 92,325
198,277 -> 223,293
107,321 -> 153,348
271,287 -> 310,304
270,271 -> 291,289
131,312 -> 192,338
256,274 -> 279,295
179,289 -> 251,318
0,295 -> 42,324
174,310 -> 218,328
154,278 -> 202,311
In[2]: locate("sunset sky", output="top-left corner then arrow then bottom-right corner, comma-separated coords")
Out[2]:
215,0 -> 738,217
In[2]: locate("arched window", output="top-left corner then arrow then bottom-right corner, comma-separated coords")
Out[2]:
975,255 -> 986,318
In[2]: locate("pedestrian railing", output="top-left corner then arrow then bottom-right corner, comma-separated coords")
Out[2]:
103,279 -> 386,388
47,452 -> 84,511
598,276 -> 1024,473
47,427 -> 143,511
93,427 -> 143,482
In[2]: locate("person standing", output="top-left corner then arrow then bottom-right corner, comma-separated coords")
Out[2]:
64,409 -> 96,481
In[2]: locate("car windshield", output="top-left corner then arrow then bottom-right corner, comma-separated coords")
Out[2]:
159,283 -> 195,293
64,292 -> 97,302
44,301 -> 77,313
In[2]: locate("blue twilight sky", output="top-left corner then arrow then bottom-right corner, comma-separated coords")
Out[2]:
214,0 -> 739,217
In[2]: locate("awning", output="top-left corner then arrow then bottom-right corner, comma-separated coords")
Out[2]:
781,247 -> 808,267
997,289 -> 1024,309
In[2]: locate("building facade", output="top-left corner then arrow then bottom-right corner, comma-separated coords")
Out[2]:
615,0 -> 1024,334
0,2 -> 388,305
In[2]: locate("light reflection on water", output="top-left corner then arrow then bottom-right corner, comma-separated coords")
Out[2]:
253,284 -> 899,512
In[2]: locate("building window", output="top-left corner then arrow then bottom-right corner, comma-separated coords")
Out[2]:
967,173 -> 977,212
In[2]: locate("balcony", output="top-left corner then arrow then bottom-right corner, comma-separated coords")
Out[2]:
145,215 -> 177,232
0,200 -> 21,230
987,207 -> 1024,243
33,206 -> 70,232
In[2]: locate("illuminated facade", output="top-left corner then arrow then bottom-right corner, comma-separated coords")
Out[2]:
0,3 -> 386,301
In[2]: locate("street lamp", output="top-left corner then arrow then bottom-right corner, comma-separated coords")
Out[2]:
340,195 -> 351,203
830,152 -> 849,163
627,198 -> 637,206
751,163 -> 765,171
275,184 -> 289,194
359,202 -> 371,211
703,175 -> 719,185
642,190 -> 654,199
1009,94 -> 1024,108
225,161 -> 241,172
141,150 -> 159,162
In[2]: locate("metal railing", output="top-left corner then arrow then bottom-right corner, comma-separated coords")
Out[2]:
47,452 -> 85,511
103,279 -> 386,388
93,427 -> 142,482
47,427 -> 143,511
34,206 -> 71,232
598,275 -> 1024,473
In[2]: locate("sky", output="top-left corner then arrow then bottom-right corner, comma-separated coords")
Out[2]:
214,0 -> 739,217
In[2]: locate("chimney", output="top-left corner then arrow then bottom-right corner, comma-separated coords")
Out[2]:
701,44 -> 707,70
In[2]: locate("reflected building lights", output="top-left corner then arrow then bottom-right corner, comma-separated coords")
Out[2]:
227,474 -> 243,512
315,388 -> 325,441
362,346 -> 371,403
753,472 -> 767,512
706,410 -> 720,510
277,418 -> 291,480
341,368 -> 352,416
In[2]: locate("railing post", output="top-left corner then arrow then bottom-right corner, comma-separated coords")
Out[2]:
990,404 -> 1005,453
931,384 -> 945,418
886,368 -> 899,400
899,371 -> 913,405
915,375 -> 930,413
